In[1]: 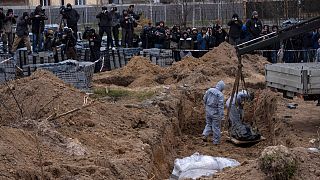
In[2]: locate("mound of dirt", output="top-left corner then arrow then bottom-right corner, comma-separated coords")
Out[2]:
243,89 -> 278,142
215,146 -> 320,180
0,70 -> 85,125
94,42 -> 269,88
0,70 -> 180,179
94,56 -> 164,87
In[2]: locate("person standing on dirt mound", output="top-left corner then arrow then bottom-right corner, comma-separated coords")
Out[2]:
246,11 -> 262,40
227,13 -> 243,45
202,80 -> 225,145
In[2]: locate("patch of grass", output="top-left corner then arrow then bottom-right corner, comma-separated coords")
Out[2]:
108,89 -> 130,98
135,91 -> 156,101
92,87 -> 156,101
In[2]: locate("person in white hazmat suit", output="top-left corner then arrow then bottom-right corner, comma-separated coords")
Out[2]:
226,90 -> 251,126
226,90 -> 261,141
202,80 -> 225,145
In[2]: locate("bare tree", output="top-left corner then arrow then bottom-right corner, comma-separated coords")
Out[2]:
172,0 -> 194,27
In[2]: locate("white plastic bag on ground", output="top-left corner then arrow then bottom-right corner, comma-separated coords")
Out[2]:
170,152 -> 240,180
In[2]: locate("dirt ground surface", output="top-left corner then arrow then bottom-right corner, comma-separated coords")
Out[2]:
1,42 -> 320,180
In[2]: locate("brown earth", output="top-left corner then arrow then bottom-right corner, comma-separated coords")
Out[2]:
215,146 -> 320,180
1,42 -> 319,180
94,42 -> 269,89
0,71 -> 179,179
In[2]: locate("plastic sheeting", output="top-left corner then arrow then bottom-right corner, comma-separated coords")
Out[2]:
170,152 -> 240,180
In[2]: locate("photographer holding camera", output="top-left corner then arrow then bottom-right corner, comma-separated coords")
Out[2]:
61,27 -> 77,59
61,3 -> 80,39
120,9 -> 136,48
83,27 -> 102,71
227,13 -> 243,45
110,6 -> 120,48
30,5 -> 48,52
11,12 -> 32,55
154,21 -> 166,49
2,9 -> 17,53
0,8 -> 5,35
96,6 -> 112,49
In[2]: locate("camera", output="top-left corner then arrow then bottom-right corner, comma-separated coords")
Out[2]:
59,5 -> 66,14
83,27 -> 96,40
102,6 -> 108,14
63,27 -> 73,35
127,15 -> 136,24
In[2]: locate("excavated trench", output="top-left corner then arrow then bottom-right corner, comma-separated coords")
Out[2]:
145,88 -> 208,179
146,83 -> 278,179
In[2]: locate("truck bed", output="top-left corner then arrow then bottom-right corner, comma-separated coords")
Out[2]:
265,63 -> 320,100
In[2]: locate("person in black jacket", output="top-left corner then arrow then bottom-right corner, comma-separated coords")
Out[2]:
2,9 -> 16,53
227,13 -> 243,45
141,22 -> 154,49
83,27 -> 101,63
11,12 -> 32,54
205,27 -> 216,48
96,6 -> 112,49
30,5 -> 48,52
0,8 -> 5,52
246,11 -> 262,40
270,25 -> 280,63
120,10 -> 134,48
127,5 -> 140,26
154,21 -> 166,49
83,27 -> 102,72
61,27 -> 77,59
110,6 -> 121,48
62,3 -> 80,39
0,8 -> 5,34
215,26 -> 227,46
302,31 -> 313,62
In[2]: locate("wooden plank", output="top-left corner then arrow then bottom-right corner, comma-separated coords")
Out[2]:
310,70 -> 320,76
266,75 -> 303,89
266,64 -> 302,76
266,82 -> 304,94
309,76 -> 320,84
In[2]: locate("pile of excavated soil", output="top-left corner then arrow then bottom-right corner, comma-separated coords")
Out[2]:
94,42 -> 269,88
0,70 -> 179,179
243,89 -> 278,142
215,146 -> 320,180
0,70 -> 85,125
94,56 -> 164,87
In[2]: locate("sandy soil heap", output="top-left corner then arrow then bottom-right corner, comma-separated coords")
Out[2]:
0,70 -> 178,179
94,42 -> 269,88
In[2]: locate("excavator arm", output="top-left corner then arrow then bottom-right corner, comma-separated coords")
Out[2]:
236,16 -> 320,56
226,16 -> 320,130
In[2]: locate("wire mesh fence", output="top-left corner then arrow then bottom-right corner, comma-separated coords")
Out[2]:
3,1 -> 320,29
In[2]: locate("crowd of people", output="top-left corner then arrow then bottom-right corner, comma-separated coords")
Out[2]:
0,5 -> 320,63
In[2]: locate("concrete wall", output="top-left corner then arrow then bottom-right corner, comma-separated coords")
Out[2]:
0,0 -> 26,6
